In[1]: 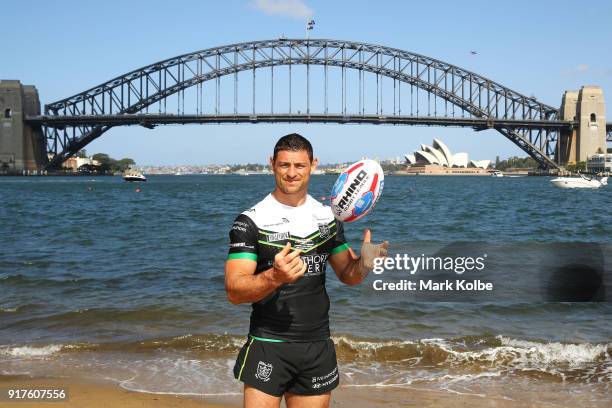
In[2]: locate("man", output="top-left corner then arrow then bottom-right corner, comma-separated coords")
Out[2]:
225,133 -> 388,408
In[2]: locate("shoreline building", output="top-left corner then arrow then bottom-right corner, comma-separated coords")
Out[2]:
586,153 -> 612,174
403,139 -> 491,175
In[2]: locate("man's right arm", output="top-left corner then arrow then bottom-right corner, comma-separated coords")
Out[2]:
225,242 -> 306,304
224,258 -> 274,304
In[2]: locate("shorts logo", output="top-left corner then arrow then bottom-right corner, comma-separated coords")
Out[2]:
318,223 -> 331,239
255,361 -> 273,382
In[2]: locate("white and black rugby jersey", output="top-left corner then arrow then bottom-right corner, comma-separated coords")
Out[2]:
227,193 -> 349,341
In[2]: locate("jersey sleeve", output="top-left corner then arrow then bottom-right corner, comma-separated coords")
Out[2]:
331,220 -> 350,255
227,213 -> 258,261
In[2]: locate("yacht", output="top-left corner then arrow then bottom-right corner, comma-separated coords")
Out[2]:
123,170 -> 147,182
550,173 -> 607,189
490,170 -> 504,177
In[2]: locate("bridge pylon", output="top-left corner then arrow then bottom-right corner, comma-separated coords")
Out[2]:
0,80 -> 47,174
557,86 -> 606,165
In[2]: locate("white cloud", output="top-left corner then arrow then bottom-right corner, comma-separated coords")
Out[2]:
251,0 -> 313,19
576,63 -> 590,72
561,63 -> 590,76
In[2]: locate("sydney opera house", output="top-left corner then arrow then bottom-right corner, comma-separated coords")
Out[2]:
403,138 -> 491,175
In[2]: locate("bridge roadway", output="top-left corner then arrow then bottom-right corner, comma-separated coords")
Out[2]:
27,114 -> 580,131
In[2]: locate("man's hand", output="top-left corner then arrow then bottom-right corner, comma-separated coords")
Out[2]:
269,242 -> 307,285
353,229 -> 389,276
331,228 -> 389,285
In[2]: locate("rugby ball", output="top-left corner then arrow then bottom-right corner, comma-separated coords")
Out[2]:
330,159 -> 384,222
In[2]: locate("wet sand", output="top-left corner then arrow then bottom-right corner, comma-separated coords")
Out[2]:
0,375 -> 229,408
1,375 -> 607,408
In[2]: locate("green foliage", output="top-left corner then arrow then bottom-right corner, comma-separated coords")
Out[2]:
90,153 -> 135,174
494,156 -> 539,171
115,158 -> 136,172
566,161 -> 586,172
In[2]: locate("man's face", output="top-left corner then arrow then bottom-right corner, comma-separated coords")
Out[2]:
271,149 -> 318,195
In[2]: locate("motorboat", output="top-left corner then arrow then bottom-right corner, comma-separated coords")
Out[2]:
123,170 -> 147,182
550,173 -> 607,189
490,170 -> 504,177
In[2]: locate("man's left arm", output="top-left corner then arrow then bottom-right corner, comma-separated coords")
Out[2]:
329,228 -> 388,286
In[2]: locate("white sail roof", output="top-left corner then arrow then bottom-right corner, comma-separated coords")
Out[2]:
423,145 -> 449,167
404,154 -> 416,164
415,150 -> 439,165
452,152 -> 469,167
433,138 -> 453,167
470,160 -> 491,169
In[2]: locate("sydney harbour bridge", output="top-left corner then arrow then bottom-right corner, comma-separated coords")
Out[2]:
4,39 -> 612,172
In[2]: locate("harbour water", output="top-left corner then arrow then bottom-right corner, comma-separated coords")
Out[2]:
1,175 -> 610,404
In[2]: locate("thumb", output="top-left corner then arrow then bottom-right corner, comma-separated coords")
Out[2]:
363,228 -> 371,243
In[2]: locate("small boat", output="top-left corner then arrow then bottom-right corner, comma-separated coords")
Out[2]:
491,170 -> 504,177
550,173 -> 607,189
123,170 -> 147,182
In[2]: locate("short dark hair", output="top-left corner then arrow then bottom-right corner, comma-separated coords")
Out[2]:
273,133 -> 313,162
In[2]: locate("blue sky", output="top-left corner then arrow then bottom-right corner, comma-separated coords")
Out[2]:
2,0 -> 611,165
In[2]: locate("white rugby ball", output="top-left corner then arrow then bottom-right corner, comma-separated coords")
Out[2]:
330,159 -> 384,222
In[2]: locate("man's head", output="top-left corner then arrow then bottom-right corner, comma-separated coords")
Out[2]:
270,133 -> 318,196
272,133 -> 314,162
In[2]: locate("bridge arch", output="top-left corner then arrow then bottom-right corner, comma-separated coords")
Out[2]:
43,39 -> 563,170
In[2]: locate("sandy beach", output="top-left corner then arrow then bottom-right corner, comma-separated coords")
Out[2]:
0,375 -> 230,408
2,374 -> 608,408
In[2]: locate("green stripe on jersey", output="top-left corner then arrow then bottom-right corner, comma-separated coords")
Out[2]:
227,253 -> 258,261
250,335 -> 286,342
331,243 -> 350,254
257,235 -> 334,253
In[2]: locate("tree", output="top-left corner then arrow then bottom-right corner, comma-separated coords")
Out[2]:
115,158 -> 136,172
92,153 -> 112,173
567,162 -> 586,172
494,156 -> 538,171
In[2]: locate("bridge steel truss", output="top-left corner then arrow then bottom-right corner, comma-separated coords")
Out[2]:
42,39 -> 571,170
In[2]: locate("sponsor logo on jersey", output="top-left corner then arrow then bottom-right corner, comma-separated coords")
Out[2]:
336,169 -> 368,211
318,223 -> 331,239
293,239 -> 314,251
302,253 -> 329,276
255,361 -> 273,382
262,218 -> 290,228
266,231 -> 290,242
231,221 -> 249,232
229,242 -> 254,249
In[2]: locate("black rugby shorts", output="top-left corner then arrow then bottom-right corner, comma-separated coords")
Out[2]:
233,336 -> 339,397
